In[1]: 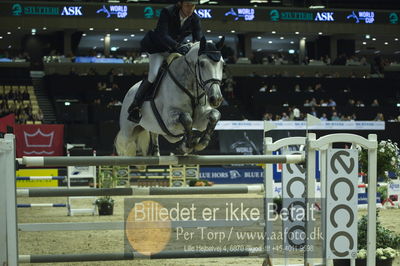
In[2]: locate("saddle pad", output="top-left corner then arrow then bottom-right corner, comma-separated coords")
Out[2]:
167,53 -> 182,65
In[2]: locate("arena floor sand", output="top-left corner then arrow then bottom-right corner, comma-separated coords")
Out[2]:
17,195 -> 400,266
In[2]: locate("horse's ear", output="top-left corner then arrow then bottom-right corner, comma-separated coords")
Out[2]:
216,36 -> 225,50
199,36 -> 206,53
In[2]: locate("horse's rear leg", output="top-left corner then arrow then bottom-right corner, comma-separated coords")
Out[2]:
135,128 -> 150,156
115,130 -> 137,156
115,126 -> 150,157
195,109 -> 221,151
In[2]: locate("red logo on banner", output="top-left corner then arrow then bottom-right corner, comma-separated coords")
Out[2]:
15,124 -> 64,157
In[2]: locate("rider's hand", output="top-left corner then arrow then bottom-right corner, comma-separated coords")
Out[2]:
175,44 -> 190,55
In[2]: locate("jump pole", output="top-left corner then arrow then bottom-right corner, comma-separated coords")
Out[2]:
17,185 -> 264,197
17,203 -> 67,208
16,176 -> 65,181
19,250 -> 265,263
20,154 -> 305,167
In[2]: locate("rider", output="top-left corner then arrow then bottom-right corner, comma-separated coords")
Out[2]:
127,0 -> 203,122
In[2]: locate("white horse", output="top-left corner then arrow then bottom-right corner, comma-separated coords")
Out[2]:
115,37 -> 224,156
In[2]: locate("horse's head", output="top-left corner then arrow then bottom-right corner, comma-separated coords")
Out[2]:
186,36 -> 225,108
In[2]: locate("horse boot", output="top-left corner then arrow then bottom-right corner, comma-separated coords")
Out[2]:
127,79 -> 152,123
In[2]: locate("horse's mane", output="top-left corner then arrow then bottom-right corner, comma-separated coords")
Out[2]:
186,40 -> 222,61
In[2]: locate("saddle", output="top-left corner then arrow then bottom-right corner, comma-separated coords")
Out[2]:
143,53 -> 182,101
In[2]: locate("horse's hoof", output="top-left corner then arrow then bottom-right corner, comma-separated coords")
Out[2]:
194,137 -> 210,151
194,143 -> 206,151
177,142 -> 193,155
151,145 -> 160,156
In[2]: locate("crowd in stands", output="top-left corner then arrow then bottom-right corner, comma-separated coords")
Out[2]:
262,107 -> 397,122
0,88 -> 44,124
249,51 -> 399,68
259,95 -> 399,122
2,46 -> 399,68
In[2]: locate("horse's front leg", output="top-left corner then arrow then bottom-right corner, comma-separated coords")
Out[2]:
177,112 -> 195,154
195,109 -> 221,151
150,132 -> 160,156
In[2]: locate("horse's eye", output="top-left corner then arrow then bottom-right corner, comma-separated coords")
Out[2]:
200,61 -> 205,68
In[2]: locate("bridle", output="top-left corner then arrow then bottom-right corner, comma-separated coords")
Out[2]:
153,47 -> 223,138
167,50 -> 222,109
184,55 -> 222,105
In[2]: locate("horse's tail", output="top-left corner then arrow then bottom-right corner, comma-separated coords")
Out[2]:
114,126 -> 151,157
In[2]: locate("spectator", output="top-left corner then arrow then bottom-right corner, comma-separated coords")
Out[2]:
7,88 -> 16,100
323,55 -> 331,65
22,88 -> 30,100
371,56 -> 384,78
292,106 -> 301,121
259,83 -> 268,92
33,108 -> 44,122
347,99 -> 355,106
262,112 -> 273,121
371,99 -> 380,107
310,107 -> 317,117
223,77 -> 235,99
310,98 -> 318,107
320,99 -> 328,107
281,112 -> 289,121
356,100 -> 365,107
331,112 -> 340,121
302,56 -> 310,65
320,113 -> 328,121
96,82 -> 107,91
374,113 -> 384,121
328,99 -> 336,107
332,53 -> 347,65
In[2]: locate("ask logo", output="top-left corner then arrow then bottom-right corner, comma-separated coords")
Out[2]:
314,12 -> 334,21
61,6 -> 83,16
194,9 -> 212,19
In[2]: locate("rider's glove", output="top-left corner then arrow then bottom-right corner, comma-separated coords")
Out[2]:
175,44 -> 191,55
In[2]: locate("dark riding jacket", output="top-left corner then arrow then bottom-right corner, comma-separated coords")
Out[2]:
141,4 -> 202,54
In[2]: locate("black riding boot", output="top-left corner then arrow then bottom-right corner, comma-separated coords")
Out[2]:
127,79 -> 152,123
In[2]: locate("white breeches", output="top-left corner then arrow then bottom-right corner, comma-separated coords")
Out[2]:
148,53 -> 168,83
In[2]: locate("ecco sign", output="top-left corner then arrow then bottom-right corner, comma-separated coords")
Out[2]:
326,149 -> 358,259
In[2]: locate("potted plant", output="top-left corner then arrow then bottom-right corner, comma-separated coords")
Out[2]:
95,167 -> 118,216
334,211 -> 400,266
359,139 -> 400,182
357,211 -> 400,266
95,196 -> 115,215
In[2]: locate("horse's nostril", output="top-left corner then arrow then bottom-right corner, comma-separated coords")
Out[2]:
210,96 -> 216,103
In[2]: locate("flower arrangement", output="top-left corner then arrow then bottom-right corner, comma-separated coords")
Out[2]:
357,248 -> 399,260
189,179 -> 214,186
357,211 -> 400,261
359,139 -> 400,181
